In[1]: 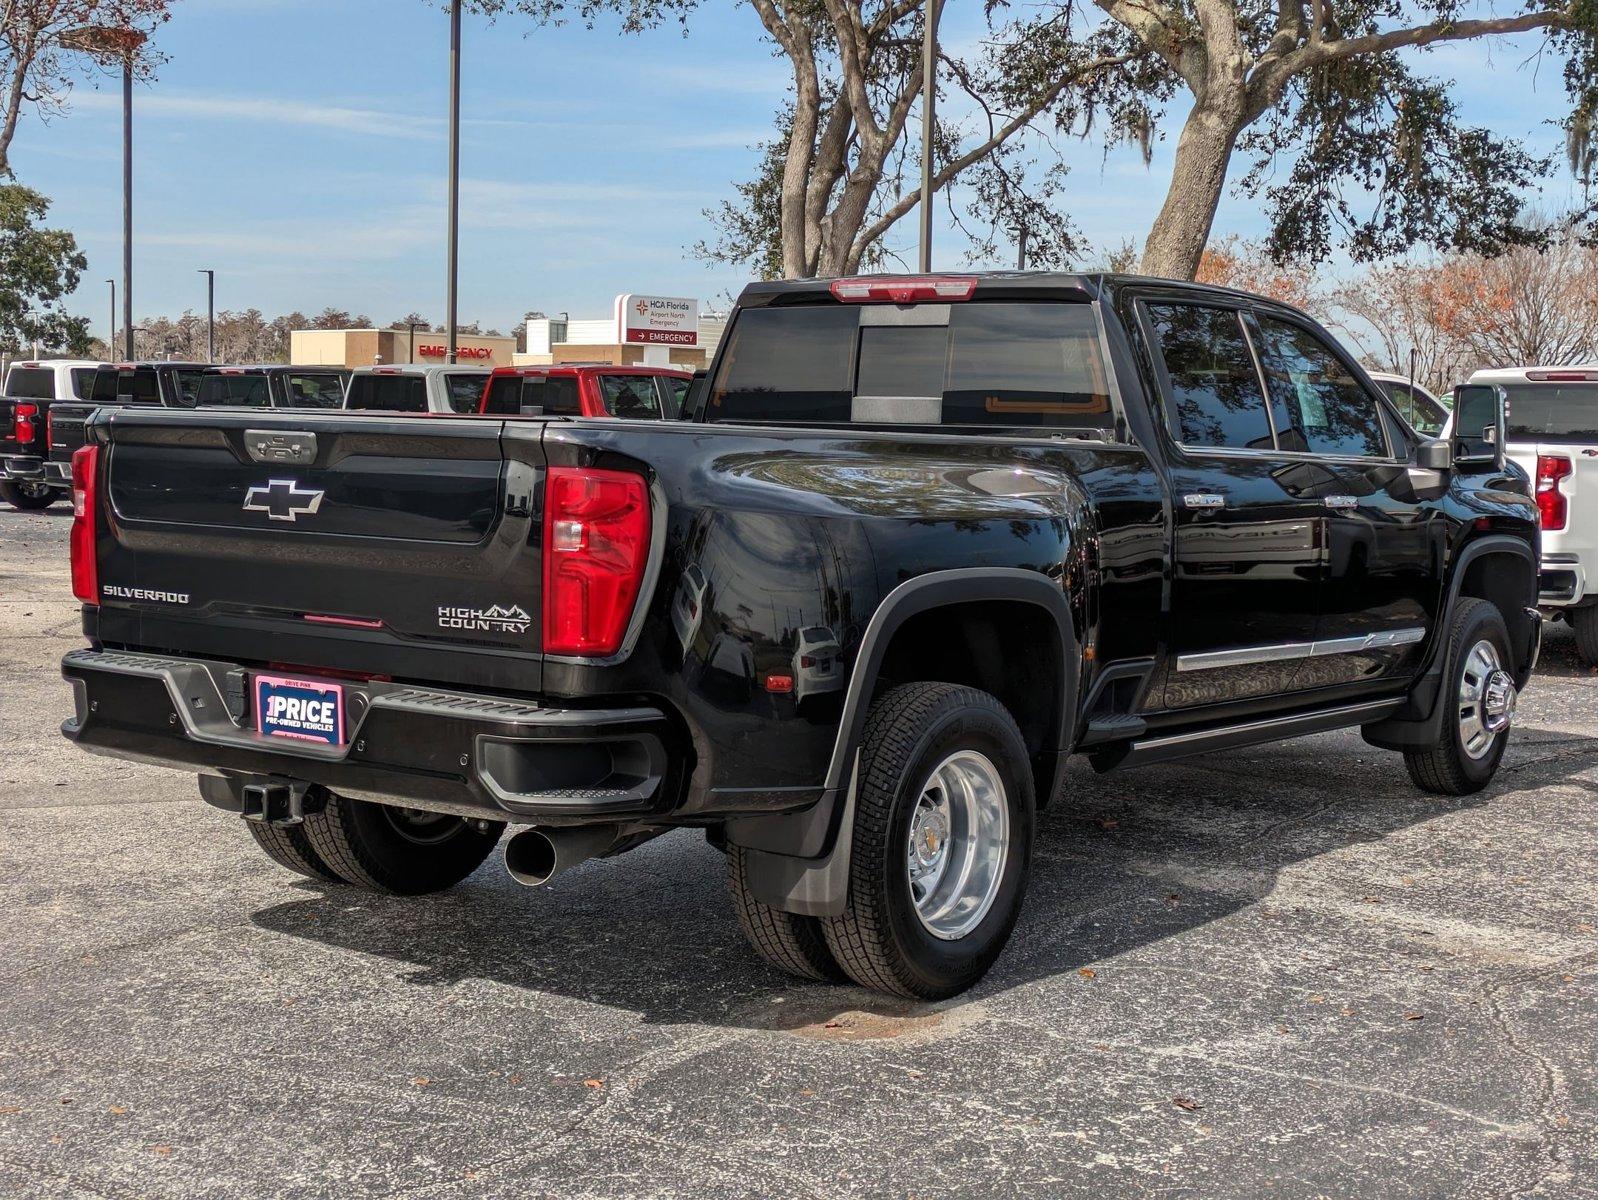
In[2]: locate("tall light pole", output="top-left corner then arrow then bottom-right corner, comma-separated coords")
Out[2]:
62,25 -> 148,361
917,0 -> 940,273
106,279 -> 115,357
445,3 -> 462,365
198,269 -> 215,362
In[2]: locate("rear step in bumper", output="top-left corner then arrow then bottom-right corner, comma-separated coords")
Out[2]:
61,648 -> 672,824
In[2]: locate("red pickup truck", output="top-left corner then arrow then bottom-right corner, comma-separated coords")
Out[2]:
478,364 -> 692,420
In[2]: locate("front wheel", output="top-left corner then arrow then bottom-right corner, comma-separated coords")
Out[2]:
1405,598 -> 1516,795
0,480 -> 58,511
823,682 -> 1035,1000
302,794 -> 504,894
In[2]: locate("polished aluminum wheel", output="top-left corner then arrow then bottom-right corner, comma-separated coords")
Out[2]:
1458,638 -> 1515,760
905,750 -> 1009,940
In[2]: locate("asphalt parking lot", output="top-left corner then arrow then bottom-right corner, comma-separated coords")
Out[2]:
1,504 -> 1594,1200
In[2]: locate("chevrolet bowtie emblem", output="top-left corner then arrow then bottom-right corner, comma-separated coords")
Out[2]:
243,479 -> 325,522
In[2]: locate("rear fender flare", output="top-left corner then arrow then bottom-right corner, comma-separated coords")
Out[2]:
737,567 -> 1079,917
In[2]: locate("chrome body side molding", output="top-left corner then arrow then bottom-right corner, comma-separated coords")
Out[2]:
1176,627 -> 1425,673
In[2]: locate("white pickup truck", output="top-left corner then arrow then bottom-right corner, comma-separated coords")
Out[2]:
1468,366 -> 1598,662
343,364 -> 490,414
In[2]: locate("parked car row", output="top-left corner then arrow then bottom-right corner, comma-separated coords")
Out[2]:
52,272 -> 1545,999
1,357 -> 692,509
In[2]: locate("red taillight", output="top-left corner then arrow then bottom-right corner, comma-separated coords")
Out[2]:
70,444 -> 100,604
12,402 -> 38,446
542,466 -> 650,656
1527,370 -> 1598,381
828,275 -> 977,303
1536,454 -> 1573,531
45,408 -> 53,449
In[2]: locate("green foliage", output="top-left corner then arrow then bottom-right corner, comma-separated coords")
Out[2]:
1240,54 -> 1547,263
0,184 -> 90,354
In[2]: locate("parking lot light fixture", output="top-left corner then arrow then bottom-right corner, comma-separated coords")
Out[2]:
61,25 -> 149,361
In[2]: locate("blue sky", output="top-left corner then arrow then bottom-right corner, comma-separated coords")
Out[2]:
8,0 -> 1588,340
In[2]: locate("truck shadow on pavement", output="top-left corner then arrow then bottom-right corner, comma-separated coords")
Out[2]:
248,722 -> 1598,1033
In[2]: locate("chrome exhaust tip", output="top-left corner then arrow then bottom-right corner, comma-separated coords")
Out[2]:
503,825 -> 623,887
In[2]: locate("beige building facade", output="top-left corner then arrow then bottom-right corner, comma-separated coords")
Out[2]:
291,328 -> 518,370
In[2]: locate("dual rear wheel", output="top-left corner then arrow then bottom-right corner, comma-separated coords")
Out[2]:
729,682 -> 1035,1000
244,793 -> 503,893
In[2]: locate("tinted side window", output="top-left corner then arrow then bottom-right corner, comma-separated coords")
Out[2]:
285,373 -> 345,408
444,374 -> 486,414
1254,318 -> 1388,458
544,377 -> 580,416
5,368 -> 54,398
90,368 -> 119,401
70,368 -> 96,399
1146,303 -> 1274,450
599,374 -> 663,419
130,367 -> 161,404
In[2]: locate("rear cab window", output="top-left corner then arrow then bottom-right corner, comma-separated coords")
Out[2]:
347,374 -> 429,413
707,300 -> 1116,434
193,372 -> 272,408
4,367 -> 54,399
1501,383 -> 1598,443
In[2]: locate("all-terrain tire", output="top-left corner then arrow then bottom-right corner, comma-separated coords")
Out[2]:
0,480 -> 57,511
727,844 -> 848,983
245,818 -> 342,883
302,793 -> 504,894
822,682 -> 1034,1000
1405,598 -> 1514,796
1572,604 -> 1598,667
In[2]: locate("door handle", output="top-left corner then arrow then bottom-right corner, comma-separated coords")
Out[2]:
1182,493 -> 1225,510
1323,495 -> 1359,509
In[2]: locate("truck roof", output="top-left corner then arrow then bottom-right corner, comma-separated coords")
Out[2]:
734,271 -> 1278,308
6,359 -> 105,371
348,363 -> 491,377
1468,366 -> 1598,383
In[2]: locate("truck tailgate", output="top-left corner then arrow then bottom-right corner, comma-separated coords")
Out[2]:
91,409 -> 547,690
48,401 -> 95,461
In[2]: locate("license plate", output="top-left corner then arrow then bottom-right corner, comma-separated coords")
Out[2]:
254,674 -> 345,745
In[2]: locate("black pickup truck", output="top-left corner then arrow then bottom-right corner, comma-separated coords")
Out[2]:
44,362 -> 211,478
59,273 -> 1540,999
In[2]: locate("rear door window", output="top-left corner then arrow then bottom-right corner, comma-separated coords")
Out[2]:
444,374 -> 486,414
1253,317 -> 1389,458
347,373 -> 428,413
70,368 -> 96,399
1145,303 -> 1275,451
90,368 -> 119,401
5,367 -> 54,398
1502,384 -> 1598,443
284,373 -> 345,408
599,374 -> 664,419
